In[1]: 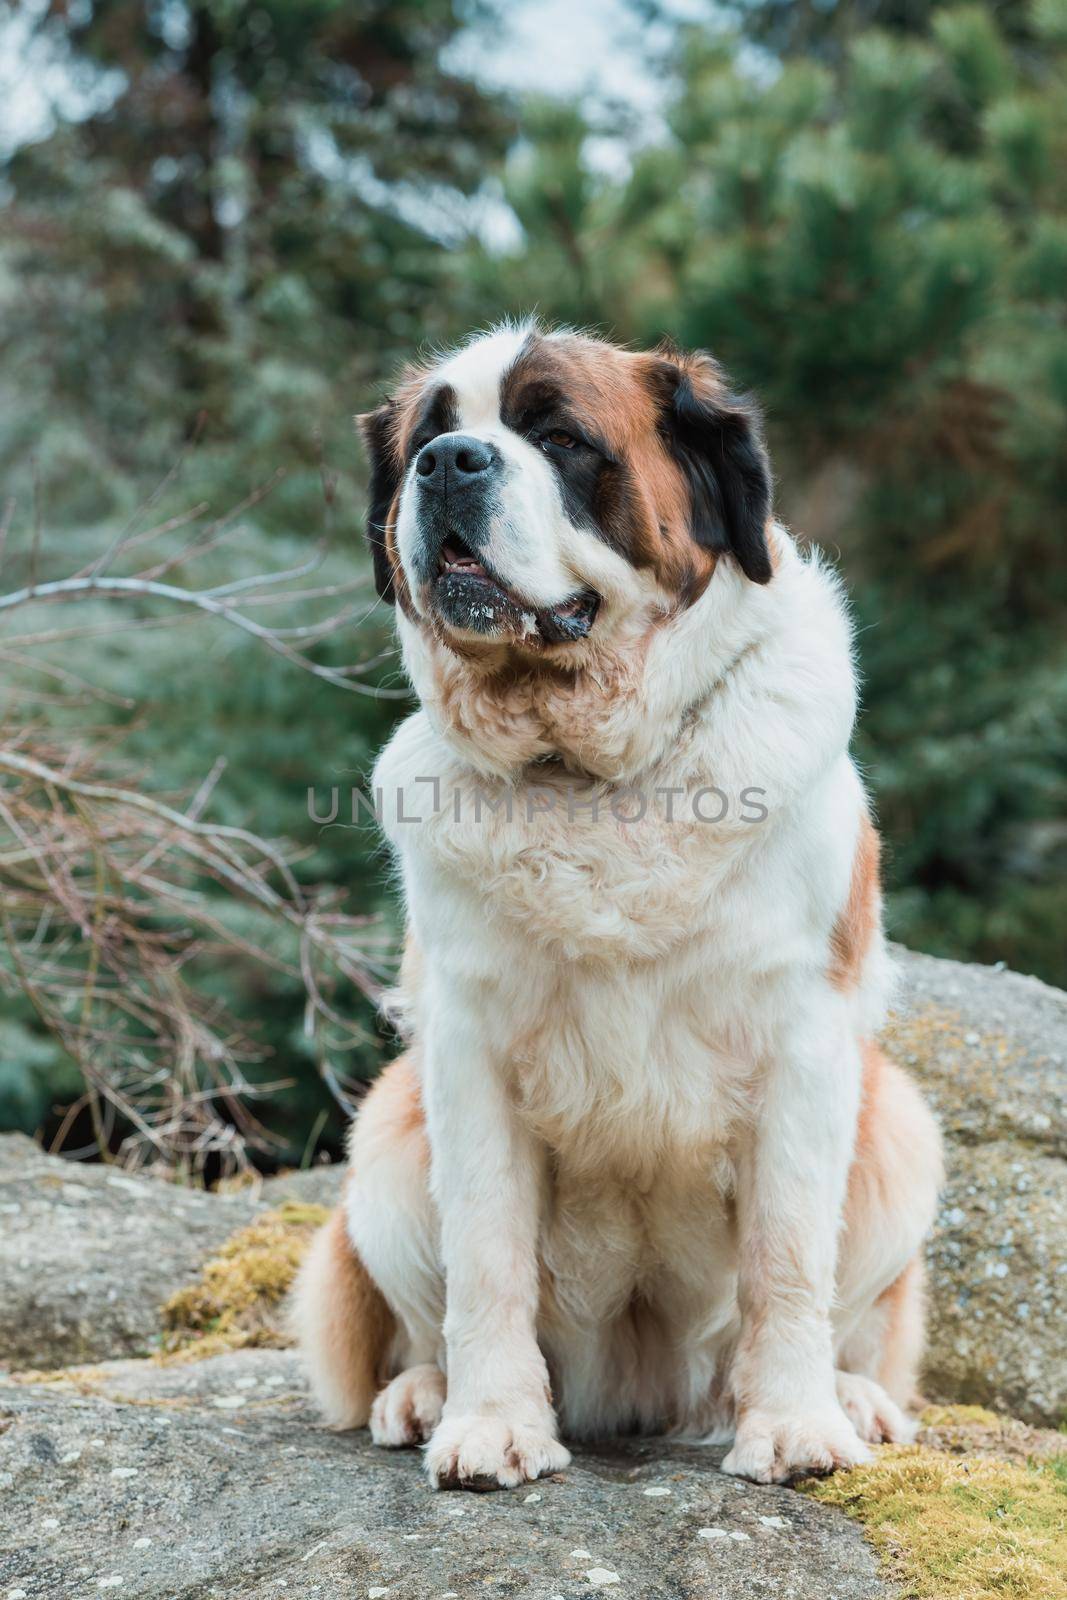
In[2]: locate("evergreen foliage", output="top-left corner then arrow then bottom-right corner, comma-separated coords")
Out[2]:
1,0 -> 1063,1162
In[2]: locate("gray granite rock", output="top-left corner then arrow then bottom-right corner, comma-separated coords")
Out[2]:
0,1136 -> 343,1371
258,1166 -> 345,1211
0,1349 -> 889,1600
886,947 -> 1066,1425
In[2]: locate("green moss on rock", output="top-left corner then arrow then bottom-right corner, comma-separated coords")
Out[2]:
161,1201 -> 329,1358
802,1425 -> 1067,1599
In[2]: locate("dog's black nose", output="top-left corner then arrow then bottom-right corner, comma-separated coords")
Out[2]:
416,434 -> 496,491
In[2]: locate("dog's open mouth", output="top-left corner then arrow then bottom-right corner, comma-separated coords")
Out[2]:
435,536 -> 599,643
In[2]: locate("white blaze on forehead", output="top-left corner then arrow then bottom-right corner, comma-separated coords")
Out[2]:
434,324 -> 532,429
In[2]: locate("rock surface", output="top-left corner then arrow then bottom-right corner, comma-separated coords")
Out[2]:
0,1349 -> 888,1600
885,948 -> 1066,1425
0,1136 -> 344,1370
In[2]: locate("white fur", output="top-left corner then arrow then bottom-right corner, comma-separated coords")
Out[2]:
336,330 -> 940,1490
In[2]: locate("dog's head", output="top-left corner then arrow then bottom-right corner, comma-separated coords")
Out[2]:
359,323 -> 773,657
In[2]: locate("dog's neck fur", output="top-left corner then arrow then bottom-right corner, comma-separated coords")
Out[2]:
399,542 -> 799,787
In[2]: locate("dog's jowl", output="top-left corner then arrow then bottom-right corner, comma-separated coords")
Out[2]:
291,322 -> 943,1490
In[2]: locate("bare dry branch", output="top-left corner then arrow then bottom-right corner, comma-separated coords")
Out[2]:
0,474 -> 401,1175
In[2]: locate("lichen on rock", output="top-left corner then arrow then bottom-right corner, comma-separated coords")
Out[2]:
883,949 -> 1067,1426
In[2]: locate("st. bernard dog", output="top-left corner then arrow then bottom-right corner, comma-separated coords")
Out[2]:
292,322 -> 943,1490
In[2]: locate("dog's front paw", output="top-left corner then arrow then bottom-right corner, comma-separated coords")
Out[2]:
425,1414 -> 571,1491
721,1406 -> 871,1484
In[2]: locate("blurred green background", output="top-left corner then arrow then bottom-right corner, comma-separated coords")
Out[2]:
1,0 -> 1064,1164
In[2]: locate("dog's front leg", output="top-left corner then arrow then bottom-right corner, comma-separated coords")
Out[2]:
421,1004 -> 569,1491
723,1006 -> 870,1483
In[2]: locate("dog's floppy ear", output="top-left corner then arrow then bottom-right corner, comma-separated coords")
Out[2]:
356,401 -> 401,603
651,350 -> 773,584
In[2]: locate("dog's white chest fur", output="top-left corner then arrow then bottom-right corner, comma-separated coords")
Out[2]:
378,732 -> 864,1197
378,708 -> 764,959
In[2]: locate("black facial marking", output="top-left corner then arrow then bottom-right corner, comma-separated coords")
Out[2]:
358,403 -> 402,603
654,358 -> 773,584
499,346 -> 620,548
412,451 -> 503,589
357,384 -> 467,604
547,433 -> 616,538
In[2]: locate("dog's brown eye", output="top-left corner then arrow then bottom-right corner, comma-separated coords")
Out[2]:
544,430 -> 576,450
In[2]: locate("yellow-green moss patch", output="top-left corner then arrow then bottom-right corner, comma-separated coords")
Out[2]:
801,1444 -> 1067,1599
161,1201 -> 329,1359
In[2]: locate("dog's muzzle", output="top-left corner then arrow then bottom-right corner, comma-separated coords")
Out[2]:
412,433 -> 500,581
413,432 -> 600,644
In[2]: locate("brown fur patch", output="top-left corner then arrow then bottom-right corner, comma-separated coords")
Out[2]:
842,1044 -> 941,1405
499,332 -> 718,600
852,1036 -> 888,1170
830,813 -> 882,989
361,1050 -> 427,1151
291,1053 -> 430,1429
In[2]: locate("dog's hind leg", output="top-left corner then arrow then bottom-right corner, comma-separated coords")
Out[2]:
833,1043 -> 942,1442
835,1258 -> 927,1443
369,1362 -> 447,1448
291,1052 -> 446,1436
